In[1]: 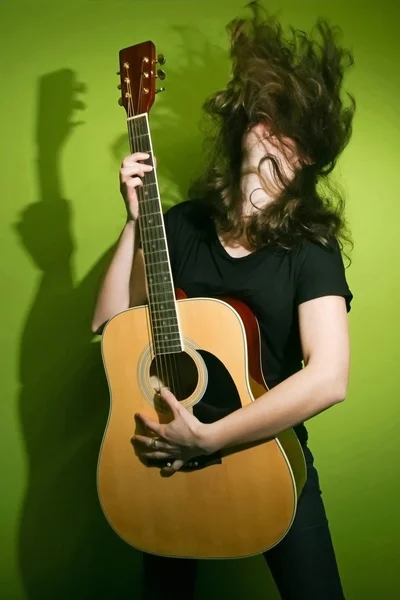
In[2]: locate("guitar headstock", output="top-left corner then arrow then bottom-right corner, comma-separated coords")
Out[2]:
118,41 -> 166,117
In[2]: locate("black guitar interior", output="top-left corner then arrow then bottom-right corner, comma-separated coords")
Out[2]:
145,349 -> 243,471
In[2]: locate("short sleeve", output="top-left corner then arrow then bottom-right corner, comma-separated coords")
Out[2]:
295,239 -> 353,312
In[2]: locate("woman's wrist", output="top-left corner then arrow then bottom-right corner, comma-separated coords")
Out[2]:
196,421 -> 223,456
125,216 -> 136,227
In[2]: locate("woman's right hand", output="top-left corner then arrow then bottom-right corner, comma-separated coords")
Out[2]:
119,152 -> 153,221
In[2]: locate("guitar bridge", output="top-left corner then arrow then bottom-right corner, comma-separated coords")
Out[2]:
147,452 -> 222,471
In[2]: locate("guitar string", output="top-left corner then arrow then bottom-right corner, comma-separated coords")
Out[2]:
125,69 -> 166,398
136,110 -> 177,400
138,70 -> 180,404
137,58 -> 181,404
127,59 -> 181,406
135,63 -> 178,400
135,67 -> 169,394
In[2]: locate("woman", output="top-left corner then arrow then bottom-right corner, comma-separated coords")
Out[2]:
92,3 -> 355,599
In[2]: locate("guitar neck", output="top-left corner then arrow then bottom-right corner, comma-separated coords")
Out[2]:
127,113 -> 182,356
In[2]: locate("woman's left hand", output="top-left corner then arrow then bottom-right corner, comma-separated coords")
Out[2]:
132,387 -> 209,475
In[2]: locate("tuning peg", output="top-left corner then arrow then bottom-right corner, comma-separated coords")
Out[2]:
117,84 -> 122,90
156,69 -> 166,80
117,71 -> 120,75
157,54 -> 166,65
118,97 -> 123,105
155,87 -> 166,94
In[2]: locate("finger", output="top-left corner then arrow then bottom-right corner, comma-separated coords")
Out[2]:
161,459 -> 185,476
121,152 -> 150,167
120,164 -> 153,182
135,413 -> 163,437
133,434 -> 171,450
124,177 -> 144,189
120,163 -> 153,176
142,450 -> 175,460
159,387 -> 181,416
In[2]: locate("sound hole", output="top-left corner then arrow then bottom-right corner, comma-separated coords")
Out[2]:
149,351 -> 198,401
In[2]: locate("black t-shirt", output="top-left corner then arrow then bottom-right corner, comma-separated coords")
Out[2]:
163,200 -> 353,444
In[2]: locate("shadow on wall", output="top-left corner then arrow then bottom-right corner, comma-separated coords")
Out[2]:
15,69 -> 138,599
15,26 -> 279,600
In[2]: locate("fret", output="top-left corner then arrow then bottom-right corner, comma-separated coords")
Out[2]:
148,299 -> 177,307
153,346 -> 183,355
147,274 -> 175,286
142,241 -> 168,250
147,299 -> 176,308
149,314 -> 179,323
141,227 -> 164,236
140,196 -> 160,204
144,247 -> 168,256
141,236 -> 169,244
151,320 -> 179,329
140,211 -> 164,219
145,260 -> 169,268
147,278 -> 173,288
152,336 -> 181,345
140,223 -> 164,232
144,254 -> 169,264
141,240 -> 167,249
139,196 -> 161,205
142,181 -> 157,188
151,331 -> 181,339
146,289 -> 175,302
153,344 -> 182,353
154,339 -> 181,346
152,336 -> 181,343
148,287 -> 174,297
146,277 -> 172,287
144,251 -> 169,259
142,234 -> 167,248
146,261 -> 170,271
145,264 -> 169,273
141,184 -> 158,192
151,319 -> 180,327
150,322 -> 180,331
149,306 -> 178,316
151,315 -> 179,323
152,338 -> 181,345
149,301 -> 175,314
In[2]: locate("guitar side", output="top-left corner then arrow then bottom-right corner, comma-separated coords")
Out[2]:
222,295 -> 307,498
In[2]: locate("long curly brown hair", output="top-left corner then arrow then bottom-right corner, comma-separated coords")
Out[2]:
189,1 -> 356,255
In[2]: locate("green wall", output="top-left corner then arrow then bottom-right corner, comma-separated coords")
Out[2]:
1,0 -> 398,598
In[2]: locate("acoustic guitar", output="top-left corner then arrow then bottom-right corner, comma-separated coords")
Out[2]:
97,41 -> 306,560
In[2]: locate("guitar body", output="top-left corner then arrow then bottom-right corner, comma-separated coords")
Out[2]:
97,295 -> 306,559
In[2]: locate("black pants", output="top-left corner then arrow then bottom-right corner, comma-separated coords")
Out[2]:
142,445 -> 345,599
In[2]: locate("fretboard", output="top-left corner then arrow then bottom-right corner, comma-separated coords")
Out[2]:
127,113 -> 182,355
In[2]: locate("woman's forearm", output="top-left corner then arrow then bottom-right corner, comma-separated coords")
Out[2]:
200,363 -> 347,455
91,219 -> 139,333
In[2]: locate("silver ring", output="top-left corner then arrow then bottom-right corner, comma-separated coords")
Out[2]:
150,438 -> 158,451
